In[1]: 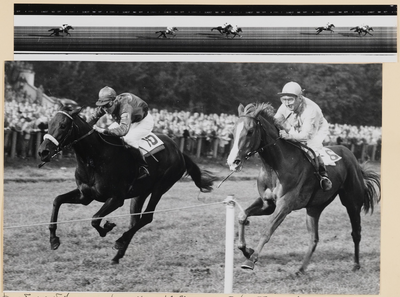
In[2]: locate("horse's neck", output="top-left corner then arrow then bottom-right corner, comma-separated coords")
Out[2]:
259,135 -> 306,177
72,121 -> 101,160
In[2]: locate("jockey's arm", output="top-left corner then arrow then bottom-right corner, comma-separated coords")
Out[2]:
87,107 -> 106,126
287,113 -> 317,142
274,105 -> 292,132
103,112 -> 131,136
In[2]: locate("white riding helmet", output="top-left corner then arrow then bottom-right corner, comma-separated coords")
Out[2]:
278,82 -> 303,97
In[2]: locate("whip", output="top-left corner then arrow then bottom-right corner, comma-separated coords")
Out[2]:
217,171 -> 236,188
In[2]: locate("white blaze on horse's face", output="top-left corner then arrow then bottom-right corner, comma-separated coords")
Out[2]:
227,121 -> 245,171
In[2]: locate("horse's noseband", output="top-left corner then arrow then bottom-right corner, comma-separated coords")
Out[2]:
43,111 -> 75,150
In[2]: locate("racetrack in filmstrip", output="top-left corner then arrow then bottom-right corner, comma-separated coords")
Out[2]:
3,166 -> 380,294
14,26 -> 396,53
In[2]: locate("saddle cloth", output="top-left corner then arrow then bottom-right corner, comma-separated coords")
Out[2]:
139,133 -> 165,157
318,147 -> 342,166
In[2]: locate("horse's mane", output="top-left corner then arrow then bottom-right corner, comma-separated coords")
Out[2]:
243,102 -> 276,119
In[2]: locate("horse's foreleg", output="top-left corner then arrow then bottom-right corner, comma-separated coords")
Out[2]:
49,189 -> 92,250
297,207 -> 324,275
238,196 -> 276,258
91,196 -> 124,237
241,200 -> 291,270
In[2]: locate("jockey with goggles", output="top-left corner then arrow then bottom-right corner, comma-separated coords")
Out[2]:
87,86 -> 154,180
274,81 -> 332,191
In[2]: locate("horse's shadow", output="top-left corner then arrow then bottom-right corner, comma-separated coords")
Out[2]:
300,32 -> 322,36
338,32 -> 364,37
27,34 -> 56,37
197,33 -> 228,39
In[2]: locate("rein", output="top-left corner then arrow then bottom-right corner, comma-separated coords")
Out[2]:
97,133 -> 125,147
239,115 -> 281,160
240,114 -> 320,171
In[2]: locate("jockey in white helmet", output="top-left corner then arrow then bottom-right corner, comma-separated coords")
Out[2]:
274,81 -> 332,191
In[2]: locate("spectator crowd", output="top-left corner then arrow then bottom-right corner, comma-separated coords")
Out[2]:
4,99 -> 382,160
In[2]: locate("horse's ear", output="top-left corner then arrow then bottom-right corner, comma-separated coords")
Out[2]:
238,104 -> 245,116
57,101 -> 65,110
71,106 -> 83,117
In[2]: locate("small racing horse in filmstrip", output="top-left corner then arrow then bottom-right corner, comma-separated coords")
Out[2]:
211,24 -> 243,38
350,25 -> 374,36
38,106 -> 217,264
315,23 -> 335,35
227,102 -> 381,274
48,25 -> 74,36
226,27 -> 243,39
155,27 -> 179,38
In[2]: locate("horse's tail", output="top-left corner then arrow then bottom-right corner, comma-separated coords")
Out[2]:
182,153 -> 217,193
360,162 -> 381,214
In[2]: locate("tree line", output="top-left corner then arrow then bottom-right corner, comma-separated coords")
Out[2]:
6,61 -> 382,127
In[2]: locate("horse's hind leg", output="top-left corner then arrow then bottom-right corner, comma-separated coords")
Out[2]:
49,188 -> 93,250
91,196 -> 124,237
297,206 -> 325,275
339,189 -> 363,271
112,190 -> 163,264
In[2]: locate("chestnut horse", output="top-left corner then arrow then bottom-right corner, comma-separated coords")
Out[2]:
227,103 -> 380,274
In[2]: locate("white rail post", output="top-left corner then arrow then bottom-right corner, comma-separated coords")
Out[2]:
224,195 -> 235,294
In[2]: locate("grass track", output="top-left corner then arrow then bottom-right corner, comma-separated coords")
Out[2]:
3,169 -> 380,294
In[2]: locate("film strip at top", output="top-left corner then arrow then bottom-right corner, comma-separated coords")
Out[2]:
14,4 -> 397,62
14,4 -> 397,16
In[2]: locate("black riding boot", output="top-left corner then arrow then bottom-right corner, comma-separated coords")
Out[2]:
317,155 -> 332,191
126,146 -> 150,180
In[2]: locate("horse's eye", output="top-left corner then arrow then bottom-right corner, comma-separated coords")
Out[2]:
60,124 -> 66,129
248,129 -> 254,136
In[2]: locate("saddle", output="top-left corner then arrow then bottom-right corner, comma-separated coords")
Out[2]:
286,140 -> 341,177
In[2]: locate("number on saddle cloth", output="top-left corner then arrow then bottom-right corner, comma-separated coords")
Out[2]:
139,133 -> 165,157
319,148 -> 342,166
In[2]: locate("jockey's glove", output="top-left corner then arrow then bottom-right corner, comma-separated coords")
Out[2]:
93,125 -> 106,134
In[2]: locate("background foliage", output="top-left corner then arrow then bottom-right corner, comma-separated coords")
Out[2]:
5,61 -> 382,126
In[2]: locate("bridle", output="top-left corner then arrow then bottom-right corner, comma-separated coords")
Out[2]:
239,115 -> 281,160
40,111 -> 94,166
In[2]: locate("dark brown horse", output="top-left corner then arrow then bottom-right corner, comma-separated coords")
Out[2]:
48,25 -> 74,36
211,25 -> 243,38
315,23 -> 335,35
38,106 -> 217,264
350,25 -> 374,36
155,27 -> 178,38
227,103 -> 381,274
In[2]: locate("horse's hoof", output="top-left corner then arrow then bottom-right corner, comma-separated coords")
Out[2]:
114,240 -> 125,250
104,221 -> 116,232
241,259 -> 255,270
238,219 -> 250,226
295,269 -> 305,277
111,258 -> 120,265
352,264 -> 361,272
50,237 -> 60,250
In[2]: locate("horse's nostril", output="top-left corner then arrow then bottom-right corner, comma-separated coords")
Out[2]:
39,149 -> 49,159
